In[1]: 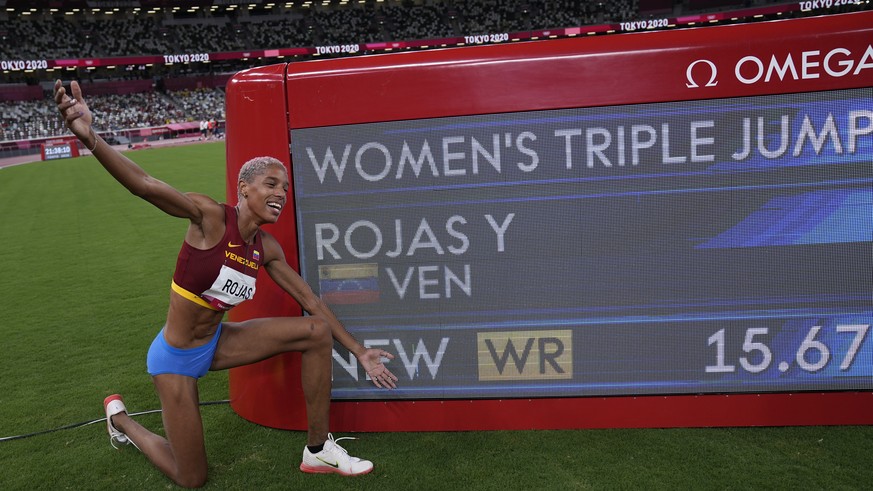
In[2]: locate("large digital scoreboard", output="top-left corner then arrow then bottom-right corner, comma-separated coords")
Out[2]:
292,89 -> 872,400
225,10 -> 873,430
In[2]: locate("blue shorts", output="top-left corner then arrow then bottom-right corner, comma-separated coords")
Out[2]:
146,324 -> 223,379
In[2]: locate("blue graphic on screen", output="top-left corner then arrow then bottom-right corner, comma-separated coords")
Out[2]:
290,88 -> 873,400
698,189 -> 872,247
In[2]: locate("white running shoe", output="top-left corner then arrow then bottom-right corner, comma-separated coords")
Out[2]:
103,394 -> 136,450
299,433 -> 374,476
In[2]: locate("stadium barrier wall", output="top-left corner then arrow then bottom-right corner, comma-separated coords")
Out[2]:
226,11 -> 873,431
0,84 -> 43,102
161,74 -> 233,92
0,122 -> 225,162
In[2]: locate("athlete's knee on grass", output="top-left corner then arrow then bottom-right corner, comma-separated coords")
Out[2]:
173,472 -> 207,489
172,463 -> 208,489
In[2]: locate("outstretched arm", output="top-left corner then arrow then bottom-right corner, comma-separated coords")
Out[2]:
261,231 -> 398,389
53,80 -> 204,222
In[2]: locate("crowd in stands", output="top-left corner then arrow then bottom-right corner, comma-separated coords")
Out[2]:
0,99 -> 63,142
0,88 -> 225,142
1,0 -> 862,64
248,16 -> 313,51
0,0 -> 868,144
382,4 -> 456,41
0,0 -> 647,62
313,7 -> 384,45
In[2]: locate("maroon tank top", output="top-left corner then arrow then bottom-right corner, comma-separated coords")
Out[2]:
171,204 -> 263,311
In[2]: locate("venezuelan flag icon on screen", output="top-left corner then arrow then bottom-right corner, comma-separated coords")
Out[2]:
318,263 -> 380,305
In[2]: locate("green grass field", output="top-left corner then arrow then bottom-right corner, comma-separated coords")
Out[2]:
1,142 -> 872,490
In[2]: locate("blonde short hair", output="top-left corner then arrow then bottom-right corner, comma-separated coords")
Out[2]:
237,156 -> 286,199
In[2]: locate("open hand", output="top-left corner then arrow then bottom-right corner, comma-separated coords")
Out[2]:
357,348 -> 398,389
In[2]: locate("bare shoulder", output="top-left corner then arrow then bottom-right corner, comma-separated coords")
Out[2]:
185,192 -> 221,207
180,193 -> 227,248
185,192 -> 224,222
259,229 -> 287,262
260,229 -> 280,248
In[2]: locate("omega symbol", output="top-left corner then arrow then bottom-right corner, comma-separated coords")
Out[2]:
686,59 -> 719,88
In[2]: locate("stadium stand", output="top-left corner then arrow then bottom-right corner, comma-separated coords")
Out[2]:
0,87 -> 225,142
1,0 -> 659,62
0,0 -> 869,150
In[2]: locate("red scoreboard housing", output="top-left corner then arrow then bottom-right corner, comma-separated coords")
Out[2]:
224,10 -> 873,431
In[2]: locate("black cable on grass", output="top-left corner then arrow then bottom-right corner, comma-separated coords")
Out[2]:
0,399 -> 230,442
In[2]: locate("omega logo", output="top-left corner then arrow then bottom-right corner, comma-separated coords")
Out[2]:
686,59 -> 719,88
